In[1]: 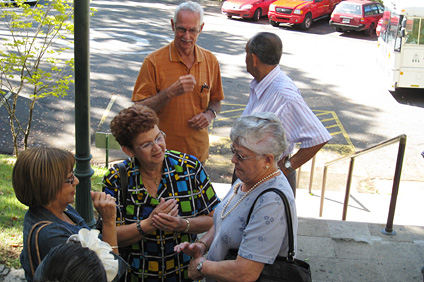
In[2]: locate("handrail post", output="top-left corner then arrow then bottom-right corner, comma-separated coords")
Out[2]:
381,135 -> 407,235
105,134 -> 109,168
296,166 -> 301,191
309,155 -> 316,194
319,166 -> 328,217
342,158 -> 355,220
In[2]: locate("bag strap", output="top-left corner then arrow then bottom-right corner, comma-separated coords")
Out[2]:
28,220 -> 53,276
247,188 -> 295,260
117,162 -> 128,210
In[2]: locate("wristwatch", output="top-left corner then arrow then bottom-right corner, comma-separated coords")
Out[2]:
196,259 -> 205,273
284,159 -> 295,172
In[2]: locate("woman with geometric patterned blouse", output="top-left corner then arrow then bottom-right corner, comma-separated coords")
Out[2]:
102,104 -> 220,281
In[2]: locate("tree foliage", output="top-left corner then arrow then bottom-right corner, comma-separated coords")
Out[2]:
0,0 -> 74,156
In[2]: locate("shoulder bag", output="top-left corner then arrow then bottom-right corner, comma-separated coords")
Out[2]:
27,220 -> 53,276
225,188 -> 312,282
96,162 -> 128,231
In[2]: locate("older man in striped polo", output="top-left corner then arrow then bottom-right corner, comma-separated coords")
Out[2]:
243,32 -> 332,196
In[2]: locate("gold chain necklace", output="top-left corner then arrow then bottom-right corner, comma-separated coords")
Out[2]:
220,170 -> 280,219
140,171 -> 161,186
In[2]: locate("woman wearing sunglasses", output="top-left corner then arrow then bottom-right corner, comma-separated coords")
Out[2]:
175,112 -> 298,282
13,147 -> 124,282
103,104 -> 220,281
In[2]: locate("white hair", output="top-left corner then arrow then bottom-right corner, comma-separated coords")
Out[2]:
230,112 -> 288,161
174,1 -> 204,26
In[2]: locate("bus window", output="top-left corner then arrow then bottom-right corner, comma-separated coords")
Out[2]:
405,18 -> 422,45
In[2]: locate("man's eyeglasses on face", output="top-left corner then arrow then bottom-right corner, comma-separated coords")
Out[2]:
230,144 -> 255,162
135,131 -> 167,151
175,26 -> 200,35
64,170 -> 75,184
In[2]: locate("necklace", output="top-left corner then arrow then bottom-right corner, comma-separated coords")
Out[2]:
63,212 -> 76,225
140,170 -> 161,186
220,170 -> 280,219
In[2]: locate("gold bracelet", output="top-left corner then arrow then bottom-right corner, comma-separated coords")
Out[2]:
110,246 -> 118,249
183,218 -> 190,233
196,239 -> 209,251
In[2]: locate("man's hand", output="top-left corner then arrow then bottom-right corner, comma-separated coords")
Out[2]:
188,112 -> 213,130
168,74 -> 196,98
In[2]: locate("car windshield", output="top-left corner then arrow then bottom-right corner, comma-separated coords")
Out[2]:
334,3 -> 362,15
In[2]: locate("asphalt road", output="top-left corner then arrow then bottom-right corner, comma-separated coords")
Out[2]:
0,0 -> 423,184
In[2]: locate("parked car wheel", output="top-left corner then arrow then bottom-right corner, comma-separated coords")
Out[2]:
365,22 -> 375,36
270,20 -> 279,27
300,13 -> 312,30
336,27 -> 343,32
227,15 -> 232,19
253,8 -> 261,21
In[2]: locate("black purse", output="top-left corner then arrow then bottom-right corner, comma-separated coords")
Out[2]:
225,188 -> 312,282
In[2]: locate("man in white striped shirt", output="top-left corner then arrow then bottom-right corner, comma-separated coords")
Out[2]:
243,32 -> 331,196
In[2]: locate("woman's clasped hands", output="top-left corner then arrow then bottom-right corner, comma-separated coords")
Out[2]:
149,198 -> 187,232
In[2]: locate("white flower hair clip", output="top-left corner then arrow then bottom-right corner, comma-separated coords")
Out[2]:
68,229 -> 118,282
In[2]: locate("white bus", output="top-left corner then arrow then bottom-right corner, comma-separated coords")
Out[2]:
377,0 -> 424,91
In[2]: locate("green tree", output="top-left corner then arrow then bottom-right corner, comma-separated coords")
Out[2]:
0,0 -> 74,156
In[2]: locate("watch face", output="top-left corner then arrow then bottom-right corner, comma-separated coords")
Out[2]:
285,160 -> 291,168
197,260 -> 203,272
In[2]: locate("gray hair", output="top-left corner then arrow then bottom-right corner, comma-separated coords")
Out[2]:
230,112 -> 288,161
247,32 -> 282,65
174,1 -> 204,26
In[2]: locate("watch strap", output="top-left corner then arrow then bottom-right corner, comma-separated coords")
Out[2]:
197,259 -> 205,273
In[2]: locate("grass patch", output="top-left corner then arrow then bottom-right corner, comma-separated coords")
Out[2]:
0,154 -> 109,269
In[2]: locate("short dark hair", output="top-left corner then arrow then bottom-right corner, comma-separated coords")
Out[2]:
33,241 -> 106,282
12,147 -> 75,207
247,32 -> 283,65
110,104 -> 159,149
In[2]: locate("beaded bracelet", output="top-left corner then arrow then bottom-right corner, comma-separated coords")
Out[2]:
136,221 -> 146,237
196,239 -> 209,251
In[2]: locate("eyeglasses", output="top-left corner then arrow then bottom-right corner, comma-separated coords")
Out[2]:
175,26 -> 200,35
135,131 -> 166,151
64,170 -> 75,184
230,144 -> 256,162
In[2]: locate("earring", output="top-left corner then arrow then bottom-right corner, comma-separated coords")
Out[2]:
265,165 -> 269,169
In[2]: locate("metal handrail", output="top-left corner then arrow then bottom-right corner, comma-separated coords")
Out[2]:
296,155 -> 316,194
319,134 -> 407,235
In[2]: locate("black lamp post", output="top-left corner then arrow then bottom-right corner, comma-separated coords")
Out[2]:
74,0 -> 95,227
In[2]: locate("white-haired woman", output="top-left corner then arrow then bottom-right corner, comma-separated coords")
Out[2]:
175,112 -> 298,282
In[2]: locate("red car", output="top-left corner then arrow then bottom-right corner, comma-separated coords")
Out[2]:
221,0 -> 275,21
329,0 -> 384,36
268,0 -> 342,30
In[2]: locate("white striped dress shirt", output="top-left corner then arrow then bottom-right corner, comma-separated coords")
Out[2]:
243,66 -> 331,156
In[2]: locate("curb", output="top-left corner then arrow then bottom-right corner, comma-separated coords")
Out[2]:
0,265 -> 25,282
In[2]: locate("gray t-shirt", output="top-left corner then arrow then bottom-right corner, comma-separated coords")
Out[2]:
206,174 -> 298,281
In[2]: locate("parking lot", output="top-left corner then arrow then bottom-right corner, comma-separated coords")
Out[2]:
0,0 -> 423,185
